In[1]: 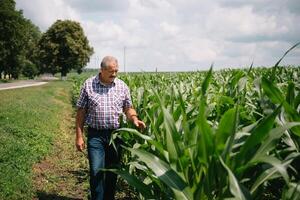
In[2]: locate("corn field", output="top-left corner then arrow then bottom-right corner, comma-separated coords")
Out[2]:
71,49 -> 300,199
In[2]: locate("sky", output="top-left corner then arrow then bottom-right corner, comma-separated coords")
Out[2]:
15,0 -> 300,72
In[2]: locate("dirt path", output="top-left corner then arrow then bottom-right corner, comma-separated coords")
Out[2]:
32,89 -> 88,200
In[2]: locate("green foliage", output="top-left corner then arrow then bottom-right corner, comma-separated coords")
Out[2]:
71,66 -> 300,199
21,59 -> 39,79
37,20 -> 94,77
0,0 -> 41,79
0,81 -> 72,199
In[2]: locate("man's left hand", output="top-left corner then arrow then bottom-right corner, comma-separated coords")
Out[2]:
133,118 -> 146,130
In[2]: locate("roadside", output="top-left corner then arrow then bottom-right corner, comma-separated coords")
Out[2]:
32,85 -> 89,200
0,81 -> 79,199
0,74 -> 58,91
0,80 -> 48,91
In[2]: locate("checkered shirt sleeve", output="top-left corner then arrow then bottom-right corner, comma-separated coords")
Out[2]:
76,82 -> 88,109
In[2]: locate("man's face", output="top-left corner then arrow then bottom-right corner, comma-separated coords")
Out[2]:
100,61 -> 119,84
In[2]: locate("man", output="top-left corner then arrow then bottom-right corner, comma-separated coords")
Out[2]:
75,56 -> 146,200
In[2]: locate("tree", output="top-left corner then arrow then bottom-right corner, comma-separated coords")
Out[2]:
37,20 -> 94,77
0,0 -> 21,79
22,19 -> 41,74
0,0 -> 41,79
21,60 -> 38,79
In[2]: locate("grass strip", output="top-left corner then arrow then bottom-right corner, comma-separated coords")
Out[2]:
0,81 -> 71,199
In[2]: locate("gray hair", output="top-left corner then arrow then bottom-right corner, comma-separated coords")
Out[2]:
100,56 -> 118,69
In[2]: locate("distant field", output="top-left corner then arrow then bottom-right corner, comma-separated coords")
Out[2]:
0,81 -> 72,199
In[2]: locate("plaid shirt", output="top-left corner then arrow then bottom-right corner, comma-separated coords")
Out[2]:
76,74 -> 132,130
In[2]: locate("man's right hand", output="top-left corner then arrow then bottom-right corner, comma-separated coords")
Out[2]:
75,108 -> 86,152
76,136 -> 85,152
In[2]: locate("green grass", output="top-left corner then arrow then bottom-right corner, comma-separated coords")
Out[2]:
0,80 -> 72,200
0,79 -> 11,83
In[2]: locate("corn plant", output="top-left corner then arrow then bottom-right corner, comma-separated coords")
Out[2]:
70,44 -> 300,199
108,45 -> 300,199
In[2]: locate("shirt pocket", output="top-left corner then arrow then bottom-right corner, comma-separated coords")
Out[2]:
89,94 -> 102,108
113,94 -> 124,110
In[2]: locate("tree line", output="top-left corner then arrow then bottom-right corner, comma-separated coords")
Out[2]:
0,0 -> 94,79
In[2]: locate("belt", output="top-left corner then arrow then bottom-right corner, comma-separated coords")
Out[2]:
87,126 -> 116,133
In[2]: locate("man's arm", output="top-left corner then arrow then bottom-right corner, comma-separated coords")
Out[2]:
124,107 -> 146,129
75,108 -> 86,151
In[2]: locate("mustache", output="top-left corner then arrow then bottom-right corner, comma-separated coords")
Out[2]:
110,76 -> 116,78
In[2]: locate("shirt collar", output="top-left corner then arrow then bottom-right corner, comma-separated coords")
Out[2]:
96,73 -> 116,87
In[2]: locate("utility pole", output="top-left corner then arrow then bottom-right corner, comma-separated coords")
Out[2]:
123,46 -> 126,73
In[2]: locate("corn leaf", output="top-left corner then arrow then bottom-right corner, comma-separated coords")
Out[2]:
102,168 -> 155,199
201,65 -> 213,97
250,157 -> 295,193
286,82 -> 295,106
219,157 -> 249,200
115,128 -> 166,155
162,107 -> 181,165
271,42 -> 300,80
282,182 -> 300,200
251,122 -> 300,162
197,100 -> 213,163
261,77 -> 284,104
262,73 -> 300,136
237,106 -> 281,165
126,147 -> 193,200
216,107 -> 238,155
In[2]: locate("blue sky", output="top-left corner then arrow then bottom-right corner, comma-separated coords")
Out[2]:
16,0 -> 300,72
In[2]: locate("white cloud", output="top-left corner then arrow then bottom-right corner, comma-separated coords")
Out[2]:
15,0 -> 300,71
160,22 -> 180,37
204,5 -> 288,39
84,21 -> 124,42
16,0 -> 80,31
68,0 -> 129,13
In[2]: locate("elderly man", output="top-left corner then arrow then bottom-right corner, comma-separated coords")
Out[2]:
75,56 -> 145,200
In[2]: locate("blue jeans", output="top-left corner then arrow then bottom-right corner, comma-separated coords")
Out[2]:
87,127 -> 121,200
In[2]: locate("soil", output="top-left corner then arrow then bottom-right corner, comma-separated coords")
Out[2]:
32,94 -> 88,199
